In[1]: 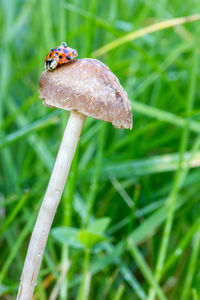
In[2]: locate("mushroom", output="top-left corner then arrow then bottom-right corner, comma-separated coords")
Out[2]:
17,58 -> 132,300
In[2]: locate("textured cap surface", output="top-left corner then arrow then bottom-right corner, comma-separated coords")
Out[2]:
39,58 -> 132,129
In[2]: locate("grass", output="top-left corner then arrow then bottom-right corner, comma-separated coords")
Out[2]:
0,0 -> 200,299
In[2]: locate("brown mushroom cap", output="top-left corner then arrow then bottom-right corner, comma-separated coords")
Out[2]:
39,58 -> 132,129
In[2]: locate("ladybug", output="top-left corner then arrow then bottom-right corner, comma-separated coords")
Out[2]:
44,42 -> 78,71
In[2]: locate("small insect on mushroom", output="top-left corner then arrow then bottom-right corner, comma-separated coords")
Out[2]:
44,42 -> 78,71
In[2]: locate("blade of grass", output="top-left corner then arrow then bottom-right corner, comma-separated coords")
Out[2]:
180,229 -> 200,300
78,123 -> 105,299
113,284 -> 125,300
0,111 -> 59,150
131,100 -> 200,134
0,211 -> 35,284
0,192 -> 28,238
60,150 -> 80,300
63,240 -> 146,299
128,197 -> 185,245
7,0 -> 34,43
90,242 -> 147,300
40,0 -> 54,46
0,5 -> 19,193
83,122 -> 106,226
100,151 -> 200,179
128,241 -> 167,300
92,14 -> 200,57
0,94 -> 36,130
7,100 -> 54,172
106,121 -> 159,155
109,174 -> 133,208
148,42 -> 199,300
77,249 -> 91,300
58,0 -> 67,42
64,3 -> 118,35
162,218 -> 200,276
130,42 -> 192,99
101,242 -> 147,300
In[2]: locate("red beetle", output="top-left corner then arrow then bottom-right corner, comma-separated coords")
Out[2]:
45,42 -> 78,71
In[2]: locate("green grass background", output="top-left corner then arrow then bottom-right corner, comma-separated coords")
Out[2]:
0,0 -> 200,299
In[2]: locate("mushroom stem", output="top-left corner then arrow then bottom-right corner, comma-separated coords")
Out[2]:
17,110 -> 85,300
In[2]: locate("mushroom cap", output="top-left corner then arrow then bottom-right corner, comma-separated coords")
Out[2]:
39,58 -> 132,129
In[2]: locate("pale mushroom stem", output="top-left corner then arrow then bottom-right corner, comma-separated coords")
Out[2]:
17,110 -> 85,300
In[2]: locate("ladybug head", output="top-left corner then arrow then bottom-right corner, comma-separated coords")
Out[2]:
45,58 -> 58,71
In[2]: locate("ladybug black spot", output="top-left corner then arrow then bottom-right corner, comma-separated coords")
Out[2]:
67,55 -> 71,60
59,55 -> 63,59
57,48 -> 61,51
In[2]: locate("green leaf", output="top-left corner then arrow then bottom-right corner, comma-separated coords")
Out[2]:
77,218 -> 110,248
77,229 -> 105,248
87,217 -> 110,235
51,219 -> 110,250
51,227 -> 83,249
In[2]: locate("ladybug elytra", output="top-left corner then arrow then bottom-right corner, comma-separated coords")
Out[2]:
45,42 -> 78,71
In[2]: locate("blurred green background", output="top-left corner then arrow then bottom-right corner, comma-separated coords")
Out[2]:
1,0 -> 200,299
